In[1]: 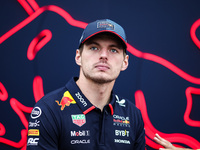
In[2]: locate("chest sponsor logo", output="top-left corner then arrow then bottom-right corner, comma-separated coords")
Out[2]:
115,95 -> 126,107
113,114 -> 130,127
71,114 -> 86,127
55,91 -> 76,110
75,92 -> 87,107
28,129 -> 39,136
27,138 -> 39,146
29,120 -> 40,128
71,139 -> 90,144
31,107 -> 42,119
114,139 -> 130,144
115,130 -> 129,137
71,130 -> 90,137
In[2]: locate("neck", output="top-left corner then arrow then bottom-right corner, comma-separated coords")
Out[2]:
76,76 -> 115,111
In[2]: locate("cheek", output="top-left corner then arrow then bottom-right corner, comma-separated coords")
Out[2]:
113,58 -> 125,68
82,53 -> 97,65
81,57 -> 93,70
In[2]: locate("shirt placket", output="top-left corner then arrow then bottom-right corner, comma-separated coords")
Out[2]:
99,108 -> 108,146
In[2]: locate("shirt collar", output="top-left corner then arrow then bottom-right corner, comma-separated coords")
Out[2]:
65,77 -> 114,115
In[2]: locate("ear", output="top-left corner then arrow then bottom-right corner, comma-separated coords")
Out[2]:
121,54 -> 129,71
75,49 -> 81,66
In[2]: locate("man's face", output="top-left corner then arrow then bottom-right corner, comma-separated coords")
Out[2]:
75,33 -> 129,84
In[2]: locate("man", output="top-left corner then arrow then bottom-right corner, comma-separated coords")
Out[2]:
154,133 -> 200,150
27,19 -> 145,149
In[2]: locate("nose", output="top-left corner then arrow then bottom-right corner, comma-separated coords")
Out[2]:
99,48 -> 108,61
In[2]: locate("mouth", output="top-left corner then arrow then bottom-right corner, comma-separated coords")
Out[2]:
95,64 -> 110,71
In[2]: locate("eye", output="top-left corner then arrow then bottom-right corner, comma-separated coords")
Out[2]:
90,46 -> 98,51
110,49 -> 118,53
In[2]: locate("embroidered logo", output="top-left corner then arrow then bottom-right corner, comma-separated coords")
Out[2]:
55,91 -> 76,110
113,114 -> 130,127
31,107 -> 42,119
75,92 -> 87,107
115,95 -> 126,107
71,114 -> 86,127
28,129 -> 40,136
97,21 -> 114,30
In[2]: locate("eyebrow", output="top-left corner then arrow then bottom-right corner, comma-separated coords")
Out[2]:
85,41 -> 100,46
85,41 -> 123,49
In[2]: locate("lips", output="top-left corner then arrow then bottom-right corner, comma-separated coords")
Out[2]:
95,64 -> 110,71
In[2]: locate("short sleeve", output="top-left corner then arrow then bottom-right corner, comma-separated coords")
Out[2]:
27,100 -> 60,150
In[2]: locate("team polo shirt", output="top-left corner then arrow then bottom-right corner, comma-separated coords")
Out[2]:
27,77 -> 145,149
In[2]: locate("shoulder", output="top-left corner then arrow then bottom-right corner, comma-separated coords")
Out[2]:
114,94 -> 143,121
36,87 -> 65,107
31,86 -> 68,119
30,86 -> 69,126
114,94 -> 139,111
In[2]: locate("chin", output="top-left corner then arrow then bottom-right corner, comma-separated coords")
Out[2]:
83,71 -> 118,84
90,75 -> 116,84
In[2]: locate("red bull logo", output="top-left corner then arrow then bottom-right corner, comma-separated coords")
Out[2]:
55,91 -> 76,110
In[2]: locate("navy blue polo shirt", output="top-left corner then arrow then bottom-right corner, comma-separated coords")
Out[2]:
27,77 -> 145,149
